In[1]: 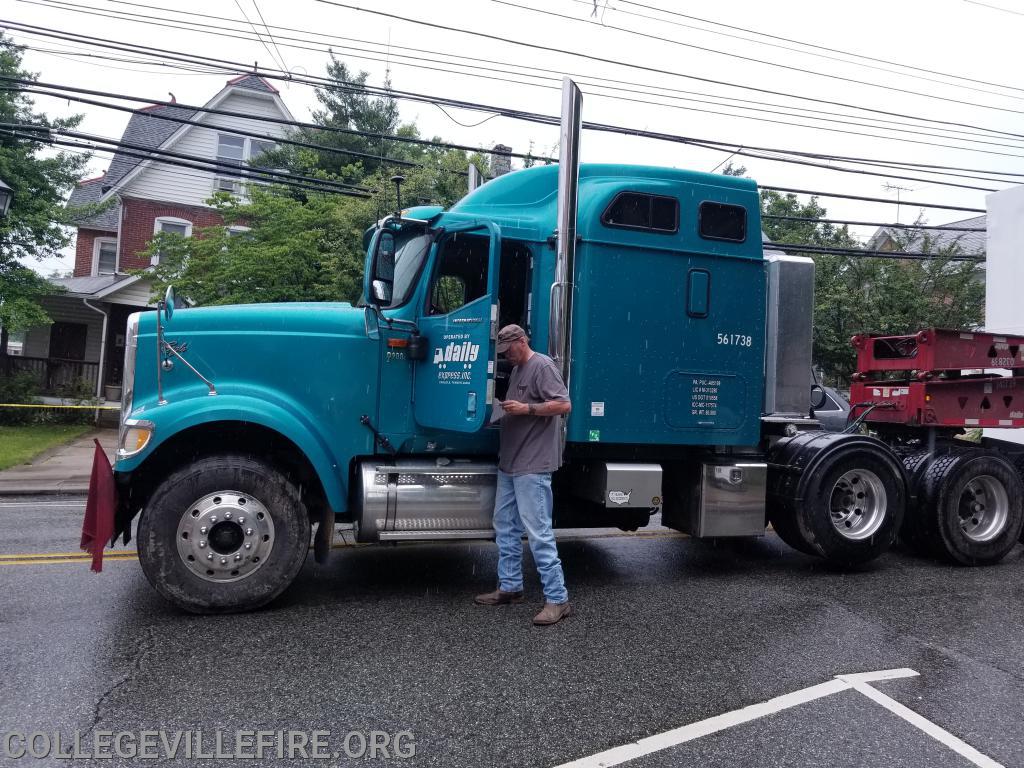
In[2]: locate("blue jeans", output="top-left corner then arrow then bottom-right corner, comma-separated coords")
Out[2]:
493,470 -> 568,604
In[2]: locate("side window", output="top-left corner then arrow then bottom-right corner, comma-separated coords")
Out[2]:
602,192 -> 679,234
699,201 -> 747,242
816,394 -> 840,411
428,234 -> 489,315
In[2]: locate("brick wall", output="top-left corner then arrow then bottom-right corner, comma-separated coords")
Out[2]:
118,197 -> 225,271
73,228 -> 117,277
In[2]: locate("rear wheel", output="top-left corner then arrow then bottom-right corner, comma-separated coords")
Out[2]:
917,451 -> 1023,565
138,455 -> 311,613
798,450 -> 904,565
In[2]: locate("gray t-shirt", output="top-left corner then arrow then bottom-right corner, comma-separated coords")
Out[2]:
498,352 -> 570,475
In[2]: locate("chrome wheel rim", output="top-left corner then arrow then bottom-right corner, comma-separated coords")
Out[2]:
958,475 -> 1009,543
176,491 -> 275,583
829,469 -> 887,540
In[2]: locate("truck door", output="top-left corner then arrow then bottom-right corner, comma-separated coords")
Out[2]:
413,222 -> 501,432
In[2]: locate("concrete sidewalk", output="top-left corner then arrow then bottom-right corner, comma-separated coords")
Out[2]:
0,429 -> 117,496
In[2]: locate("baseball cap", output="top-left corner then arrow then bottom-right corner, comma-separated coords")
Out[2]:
496,324 -> 527,353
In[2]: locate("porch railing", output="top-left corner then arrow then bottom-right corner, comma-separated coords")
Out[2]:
1,355 -> 100,396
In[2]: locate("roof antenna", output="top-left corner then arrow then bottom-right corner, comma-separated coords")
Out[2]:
168,92 -> 176,104
390,175 -> 405,216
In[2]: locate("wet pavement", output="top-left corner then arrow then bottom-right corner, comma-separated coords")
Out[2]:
1,495 -> 1022,767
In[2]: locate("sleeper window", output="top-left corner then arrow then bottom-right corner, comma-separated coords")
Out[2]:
602,192 -> 679,234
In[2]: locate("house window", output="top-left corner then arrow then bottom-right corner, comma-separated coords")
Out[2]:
215,134 -> 277,193
152,217 -> 193,265
93,237 -> 117,276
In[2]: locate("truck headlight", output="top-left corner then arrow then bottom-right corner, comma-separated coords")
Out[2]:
118,419 -> 154,458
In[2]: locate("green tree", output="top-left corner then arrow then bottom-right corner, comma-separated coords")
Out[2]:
760,191 -> 984,386
0,33 -> 91,364
146,186 -> 374,306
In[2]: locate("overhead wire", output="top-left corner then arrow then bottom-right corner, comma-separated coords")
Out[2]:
761,216 -> 985,232
613,0 -> 1024,97
9,11 -> 1024,170
232,0 -> 286,74
318,0 -> 1024,129
2,81 -> 472,176
250,0 -> 288,74
493,0 -> 1024,116
4,127 -> 372,198
765,242 -> 983,262
19,0 -> 1023,151
11,0 -> 1024,155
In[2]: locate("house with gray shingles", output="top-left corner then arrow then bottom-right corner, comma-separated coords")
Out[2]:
867,215 -> 987,257
12,75 -> 293,401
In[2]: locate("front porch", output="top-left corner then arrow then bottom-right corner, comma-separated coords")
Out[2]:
3,274 -> 155,403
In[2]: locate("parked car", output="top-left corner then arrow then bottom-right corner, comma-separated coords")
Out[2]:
812,385 -> 851,431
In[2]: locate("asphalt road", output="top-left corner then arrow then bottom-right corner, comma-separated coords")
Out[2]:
2,495 -> 1023,767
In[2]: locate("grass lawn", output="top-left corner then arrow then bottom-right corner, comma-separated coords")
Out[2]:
0,424 -> 93,471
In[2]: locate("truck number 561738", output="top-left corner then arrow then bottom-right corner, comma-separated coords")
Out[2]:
717,333 -> 753,347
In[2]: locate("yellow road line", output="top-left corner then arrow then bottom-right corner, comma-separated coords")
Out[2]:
0,530 -> 686,565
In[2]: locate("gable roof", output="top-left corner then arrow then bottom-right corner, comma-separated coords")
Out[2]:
66,177 -> 119,231
66,74 -> 291,219
868,215 -> 987,255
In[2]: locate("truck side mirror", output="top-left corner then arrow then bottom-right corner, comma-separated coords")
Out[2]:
371,279 -> 392,304
810,384 -> 827,411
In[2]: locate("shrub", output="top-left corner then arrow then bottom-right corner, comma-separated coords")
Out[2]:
0,371 -> 41,425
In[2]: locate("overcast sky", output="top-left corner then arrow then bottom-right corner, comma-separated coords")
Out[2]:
7,0 -> 1022,273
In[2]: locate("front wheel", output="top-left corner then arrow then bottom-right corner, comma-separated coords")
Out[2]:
138,455 -> 311,613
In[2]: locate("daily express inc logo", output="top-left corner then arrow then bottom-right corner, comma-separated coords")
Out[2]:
433,341 -> 480,365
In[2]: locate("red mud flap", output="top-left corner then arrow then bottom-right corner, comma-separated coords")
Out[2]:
80,439 -> 117,573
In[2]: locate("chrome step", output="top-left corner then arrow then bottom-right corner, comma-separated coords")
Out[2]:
377,529 -> 495,542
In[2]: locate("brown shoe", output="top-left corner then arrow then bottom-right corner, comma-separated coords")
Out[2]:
474,589 -> 525,606
533,601 -> 573,626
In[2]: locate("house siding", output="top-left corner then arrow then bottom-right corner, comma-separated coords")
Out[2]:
105,279 -> 155,307
120,92 -> 290,208
22,297 -> 105,363
118,197 -> 225,272
73,228 -> 118,277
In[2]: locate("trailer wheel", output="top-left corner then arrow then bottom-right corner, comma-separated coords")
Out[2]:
797,448 -> 905,565
918,451 -> 1023,565
898,449 -> 941,556
138,455 -> 311,613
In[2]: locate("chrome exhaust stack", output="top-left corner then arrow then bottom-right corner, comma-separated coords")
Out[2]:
548,77 -> 582,383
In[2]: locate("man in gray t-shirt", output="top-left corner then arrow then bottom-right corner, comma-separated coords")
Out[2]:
474,324 -> 573,626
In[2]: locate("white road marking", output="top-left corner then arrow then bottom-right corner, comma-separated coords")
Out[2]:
837,674 -> 1005,768
554,668 -> 1003,768
0,502 -> 85,507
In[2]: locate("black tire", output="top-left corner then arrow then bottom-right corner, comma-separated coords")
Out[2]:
767,500 -> 817,556
796,447 -> 905,566
138,455 -> 311,613
917,451 -> 1023,566
899,448 -> 941,556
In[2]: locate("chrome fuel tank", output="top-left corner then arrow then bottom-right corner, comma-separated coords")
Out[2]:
353,459 -> 497,542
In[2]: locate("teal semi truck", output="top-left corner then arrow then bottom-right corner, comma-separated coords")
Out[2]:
106,80 -> 1023,612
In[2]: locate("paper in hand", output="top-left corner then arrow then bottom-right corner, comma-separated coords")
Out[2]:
490,400 -> 506,423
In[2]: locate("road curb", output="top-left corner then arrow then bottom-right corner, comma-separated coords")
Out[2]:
0,487 -> 88,498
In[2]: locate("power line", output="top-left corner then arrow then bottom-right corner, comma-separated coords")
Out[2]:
3,81 -> 470,176
4,127 -> 372,198
317,0 -> 1024,132
767,242 -> 984,262
9,12 -> 1024,168
250,0 -> 288,74
6,122 -> 374,196
762,215 -> 985,232
0,74 -> 548,162
760,186 -> 986,214
493,0 -> 1024,118
2,72 -> 1002,208
616,0 -> 1024,97
24,0 -> 1024,151
2,24 -> 1011,203
232,0 -> 285,74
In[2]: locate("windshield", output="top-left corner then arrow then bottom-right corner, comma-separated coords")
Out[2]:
375,229 -> 433,308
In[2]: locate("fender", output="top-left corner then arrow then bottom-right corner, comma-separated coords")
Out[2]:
117,390 -> 357,513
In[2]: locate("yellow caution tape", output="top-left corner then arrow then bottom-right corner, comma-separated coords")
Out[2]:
0,403 -> 120,409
